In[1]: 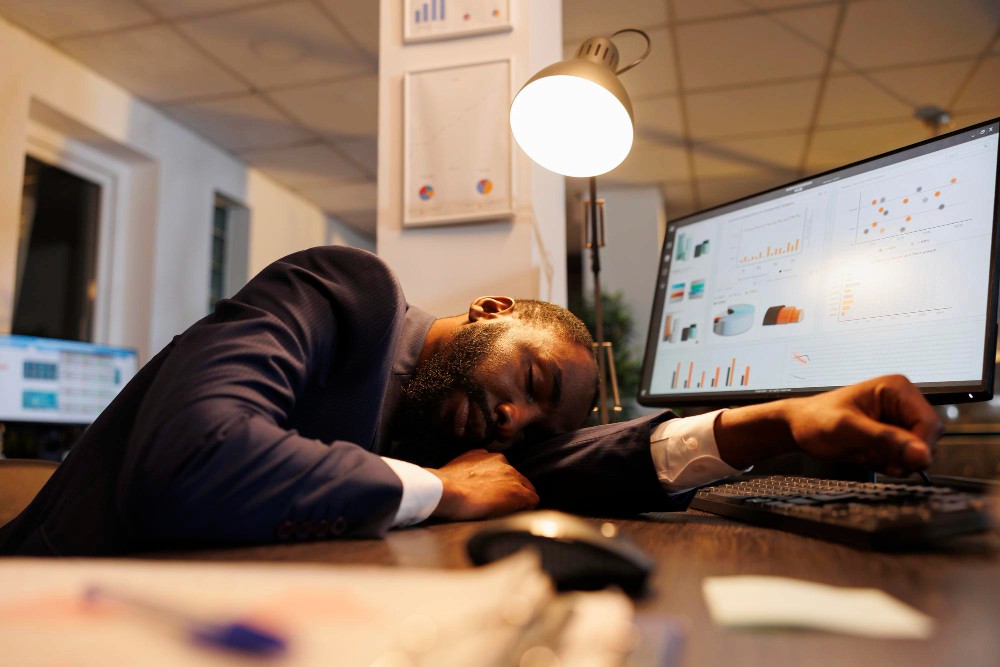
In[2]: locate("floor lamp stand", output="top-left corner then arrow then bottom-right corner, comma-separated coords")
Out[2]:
584,177 -> 623,425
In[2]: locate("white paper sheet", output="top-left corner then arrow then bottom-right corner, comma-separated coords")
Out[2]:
702,575 -> 934,639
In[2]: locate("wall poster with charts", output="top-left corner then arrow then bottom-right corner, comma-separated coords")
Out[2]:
403,59 -> 513,227
403,0 -> 511,44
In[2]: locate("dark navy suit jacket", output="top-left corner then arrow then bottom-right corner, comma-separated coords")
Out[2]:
0,247 -> 686,556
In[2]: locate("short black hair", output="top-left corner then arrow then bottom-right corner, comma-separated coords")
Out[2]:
513,299 -> 595,352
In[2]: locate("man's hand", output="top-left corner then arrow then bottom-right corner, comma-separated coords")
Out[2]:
427,449 -> 539,521
716,374 -> 942,475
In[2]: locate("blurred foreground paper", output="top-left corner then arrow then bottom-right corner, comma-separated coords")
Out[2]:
0,552 -> 644,667
702,575 -> 934,639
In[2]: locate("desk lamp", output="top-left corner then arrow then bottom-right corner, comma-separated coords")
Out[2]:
510,29 -> 650,424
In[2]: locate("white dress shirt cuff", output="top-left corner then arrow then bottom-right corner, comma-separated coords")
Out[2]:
650,409 -> 746,493
380,457 -> 444,527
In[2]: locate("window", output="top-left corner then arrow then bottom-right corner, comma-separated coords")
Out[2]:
209,195 -> 250,313
13,156 -> 101,341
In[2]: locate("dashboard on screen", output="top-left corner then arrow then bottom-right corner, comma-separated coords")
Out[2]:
0,335 -> 138,424
639,118 -> 1000,407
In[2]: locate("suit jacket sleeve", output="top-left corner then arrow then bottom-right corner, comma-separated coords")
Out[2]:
506,412 -> 697,515
119,248 -> 405,547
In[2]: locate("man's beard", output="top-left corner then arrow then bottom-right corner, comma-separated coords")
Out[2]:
390,322 -> 508,467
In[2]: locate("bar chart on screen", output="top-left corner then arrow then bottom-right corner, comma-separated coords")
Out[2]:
737,210 -> 805,264
667,357 -> 752,390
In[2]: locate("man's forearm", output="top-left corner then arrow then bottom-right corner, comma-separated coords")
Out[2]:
713,399 -> 799,469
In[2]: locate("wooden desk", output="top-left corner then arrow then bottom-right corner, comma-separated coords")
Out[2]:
153,512 -> 1000,667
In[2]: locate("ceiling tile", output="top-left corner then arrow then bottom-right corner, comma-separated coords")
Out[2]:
698,174 -> 789,209
953,56 -> 1000,113
140,0 -> 267,19
298,180 -> 376,213
58,25 -> 247,102
164,93 -> 313,151
176,0 -> 373,90
268,74 -> 377,139
693,133 -> 805,179
805,119 -> 930,173
333,137 -> 377,175
951,109 -> 1000,129
617,27 -> 677,98
686,79 -> 820,139
0,0 -> 153,40
835,0 -> 999,71
676,5 -> 837,89
634,95 -> 684,143
240,142 -> 367,188
562,0 -> 668,43
672,0 -> 831,22
865,60 -> 977,113
604,139 -> 689,184
662,180 -> 697,220
815,73 -> 914,126
316,0 -> 379,59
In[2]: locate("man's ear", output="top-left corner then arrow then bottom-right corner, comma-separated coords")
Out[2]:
468,296 -> 515,322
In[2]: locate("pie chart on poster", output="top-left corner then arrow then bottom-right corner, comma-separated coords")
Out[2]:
419,185 -> 435,201
477,178 -> 493,195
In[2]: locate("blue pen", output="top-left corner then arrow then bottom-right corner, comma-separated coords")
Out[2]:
84,584 -> 288,657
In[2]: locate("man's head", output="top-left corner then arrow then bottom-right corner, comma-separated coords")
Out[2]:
396,297 -> 598,465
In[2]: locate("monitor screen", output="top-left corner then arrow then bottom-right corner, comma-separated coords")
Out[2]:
0,335 -> 138,425
639,118 -> 1000,407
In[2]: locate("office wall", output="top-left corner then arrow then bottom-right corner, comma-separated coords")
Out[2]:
376,0 -> 567,316
0,16 -> 365,362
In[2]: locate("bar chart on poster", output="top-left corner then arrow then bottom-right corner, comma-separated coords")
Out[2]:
403,0 -> 511,43
644,125 -> 999,400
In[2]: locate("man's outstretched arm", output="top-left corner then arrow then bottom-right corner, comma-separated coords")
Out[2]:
504,374 -> 941,516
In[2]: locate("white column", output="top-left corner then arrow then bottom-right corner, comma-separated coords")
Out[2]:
376,0 -> 566,316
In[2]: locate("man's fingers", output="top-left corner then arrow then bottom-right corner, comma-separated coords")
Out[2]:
877,375 -> 943,447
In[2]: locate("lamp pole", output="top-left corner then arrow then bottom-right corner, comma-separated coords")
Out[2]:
589,176 -> 609,425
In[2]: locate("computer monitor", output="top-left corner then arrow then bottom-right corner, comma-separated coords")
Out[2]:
639,117 -> 1000,408
0,335 -> 138,425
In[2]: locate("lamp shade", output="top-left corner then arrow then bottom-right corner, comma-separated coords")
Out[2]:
510,38 -> 635,178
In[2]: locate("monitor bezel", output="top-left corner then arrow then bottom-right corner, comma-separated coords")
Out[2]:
638,117 -> 1000,408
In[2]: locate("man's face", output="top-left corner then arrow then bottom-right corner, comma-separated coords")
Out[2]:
397,320 -> 597,465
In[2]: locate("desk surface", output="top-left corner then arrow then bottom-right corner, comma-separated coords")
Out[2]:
151,511 -> 1000,667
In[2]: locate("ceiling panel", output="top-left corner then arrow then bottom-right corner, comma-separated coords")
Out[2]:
953,56 -> 1000,113
58,24 -> 247,102
634,95 -> 685,143
268,74 -> 378,139
562,0 -> 668,43
685,79 -> 820,139
805,119 -> 930,173
316,0 -> 379,58
865,60 -> 977,113
676,5 -> 837,89
693,132 -> 806,179
176,0 -> 372,89
604,140 -> 690,184
139,0 -> 270,20
333,137 -> 378,175
615,27 -> 677,98
672,0 -> 834,22
816,73 -> 915,127
835,0 -> 999,71
662,180 -> 697,220
0,0 -> 152,40
164,93 -> 314,151
239,142 -> 367,188
698,174 -> 789,209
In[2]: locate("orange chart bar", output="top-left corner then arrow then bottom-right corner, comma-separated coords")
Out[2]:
686,362 -> 694,389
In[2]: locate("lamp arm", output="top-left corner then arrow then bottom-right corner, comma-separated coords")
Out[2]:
610,28 -> 651,75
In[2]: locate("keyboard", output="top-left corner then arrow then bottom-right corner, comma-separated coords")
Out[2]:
690,475 -> 992,549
